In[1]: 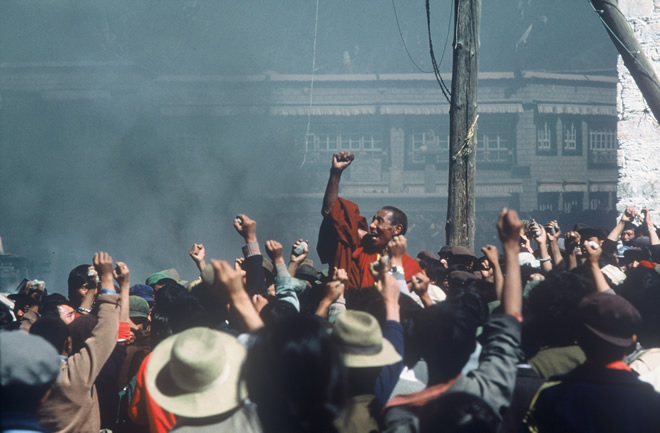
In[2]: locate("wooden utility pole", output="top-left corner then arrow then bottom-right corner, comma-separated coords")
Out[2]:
591,0 -> 660,122
446,0 -> 480,250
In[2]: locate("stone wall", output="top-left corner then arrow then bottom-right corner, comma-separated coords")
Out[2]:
617,0 -> 660,213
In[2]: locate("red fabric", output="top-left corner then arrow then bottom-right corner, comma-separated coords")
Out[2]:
606,360 -> 632,371
350,247 -> 422,289
319,198 -> 422,289
117,321 -> 131,341
384,375 -> 460,409
129,352 -> 176,433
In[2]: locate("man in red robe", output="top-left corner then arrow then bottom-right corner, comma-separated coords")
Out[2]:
317,152 -> 422,289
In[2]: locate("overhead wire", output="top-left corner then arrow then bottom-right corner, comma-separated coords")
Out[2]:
589,0 -> 660,89
426,0 -> 452,103
391,0 -> 430,73
300,0 -> 320,168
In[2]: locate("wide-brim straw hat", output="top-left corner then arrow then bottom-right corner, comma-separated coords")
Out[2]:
333,310 -> 402,368
146,327 -> 247,418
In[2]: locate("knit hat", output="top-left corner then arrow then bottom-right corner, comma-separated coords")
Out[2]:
129,296 -> 150,319
146,327 -> 247,418
130,284 -> 154,303
333,311 -> 402,368
0,331 -> 61,387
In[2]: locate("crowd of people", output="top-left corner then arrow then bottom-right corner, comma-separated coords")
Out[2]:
2,152 -> 660,433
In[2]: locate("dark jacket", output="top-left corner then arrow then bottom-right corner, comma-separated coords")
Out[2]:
523,363 -> 660,433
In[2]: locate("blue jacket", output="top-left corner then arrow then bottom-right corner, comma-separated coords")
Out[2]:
523,363 -> 660,433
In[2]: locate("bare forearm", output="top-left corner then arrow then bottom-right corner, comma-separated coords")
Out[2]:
315,297 -> 332,318
119,282 -> 130,322
564,250 -> 578,270
231,292 -> 264,332
385,301 -> 400,322
591,261 -> 611,292
501,244 -> 522,317
608,221 -> 625,242
649,227 -> 660,246
322,172 -> 342,216
492,262 -> 504,301
549,239 -> 563,267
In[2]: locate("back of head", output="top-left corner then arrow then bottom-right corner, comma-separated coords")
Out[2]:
413,300 -> 479,383
30,315 -> 71,355
67,264 -> 91,299
618,267 -> 660,347
420,392 -> 500,433
259,299 -> 299,326
0,331 -> 61,412
381,205 -> 408,235
525,272 -> 595,349
245,314 -> 346,433
577,292 -> 641,364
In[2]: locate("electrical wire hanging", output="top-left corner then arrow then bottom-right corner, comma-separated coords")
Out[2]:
300,0 -> 320,168
392,0 -> 430,73
426,0 -> 452,103
589,1 -> 660,89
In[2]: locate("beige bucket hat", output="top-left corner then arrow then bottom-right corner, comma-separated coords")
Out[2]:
146,327 -> 247,418
333,310 -> 402,368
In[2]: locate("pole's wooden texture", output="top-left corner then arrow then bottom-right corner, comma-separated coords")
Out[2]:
591,0 -> 660,122
446,0 -> 480,250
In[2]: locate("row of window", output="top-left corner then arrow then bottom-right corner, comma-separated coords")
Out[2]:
536,115 -> 616,166
298,114 -> 617,169
538,191 -> 613,212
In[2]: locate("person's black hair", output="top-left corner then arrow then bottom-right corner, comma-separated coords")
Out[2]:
167,292 -> 210,334
39,294 -> 73,319
525,272 -> 595,349
0,302 -> 13,330
67,264 -> 91,300
411,300 -> 479,384
381,206 -> 408,235
245,314 -> 346,433
419,392 -> 500,433
154,282 -> 187,315
344,286 -> 386,325
520,264 -> 547,285
30,315 -> 70,354
153,277 -> 177,288
150,308 -> 172,348
259,299 -> 299,326
578,326 -> 633,364
1,383 -> 54,413
466,279 -> 498,304
190,282 -> 230,329
424,259 -> 447,285
416,253 -> 435,271
617,266 -> 660,347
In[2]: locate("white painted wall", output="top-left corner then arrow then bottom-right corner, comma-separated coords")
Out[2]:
617,0 -> 660,215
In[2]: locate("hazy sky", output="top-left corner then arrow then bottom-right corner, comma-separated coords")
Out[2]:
0,0 -> 617,293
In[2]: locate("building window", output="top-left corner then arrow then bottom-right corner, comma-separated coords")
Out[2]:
589,191 -> 611,210
407,127 -> 449,168
535,115 -> 557,155
476,115 -> 515,166
298,120 -> 384,163
588,118 -> 616,167
537,121 -> 553,151
563,192 -> 583,213
561,117 -> 582,155
538,192 -> 559,212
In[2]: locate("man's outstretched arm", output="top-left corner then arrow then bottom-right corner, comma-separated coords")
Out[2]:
321,152 -> 354,216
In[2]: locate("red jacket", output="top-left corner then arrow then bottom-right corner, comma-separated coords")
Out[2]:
318,198 -> 422,289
